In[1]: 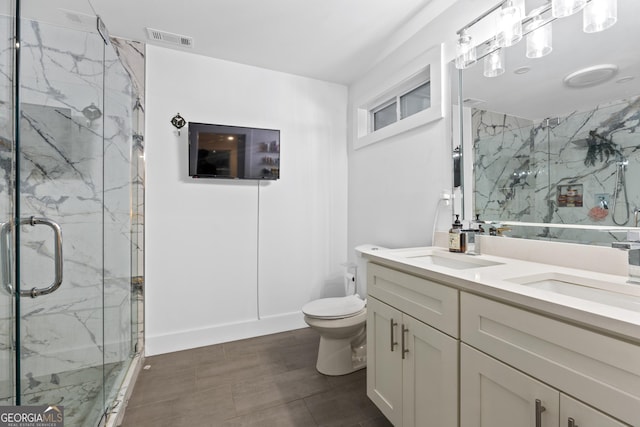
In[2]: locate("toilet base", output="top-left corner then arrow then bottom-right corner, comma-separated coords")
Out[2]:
315,330 -> 366,376
304,310 -> 367,376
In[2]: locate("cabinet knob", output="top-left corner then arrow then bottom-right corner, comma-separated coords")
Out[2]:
568,417 -> 577,427
390,319 -> 398,352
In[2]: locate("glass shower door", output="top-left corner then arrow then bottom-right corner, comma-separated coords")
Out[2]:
0,0 -> 15,407
16,14 -> 107,426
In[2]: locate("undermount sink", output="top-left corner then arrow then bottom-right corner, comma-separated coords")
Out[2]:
400,250 -> 503,270
508,273 -> 640,311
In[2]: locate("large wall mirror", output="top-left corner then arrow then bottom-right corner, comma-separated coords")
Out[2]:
454,0 -> 640,245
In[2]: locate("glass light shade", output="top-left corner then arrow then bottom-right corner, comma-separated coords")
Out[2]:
497,1 -> 523,47
484,47 -> 505,78
526,16 -> 552,58
512,0 -> 526,19
583,0 -> 617,33
552,0 -> 587,18
455,31 -> 477,69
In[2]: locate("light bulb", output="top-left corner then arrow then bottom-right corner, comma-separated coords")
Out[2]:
497,1 -> 523,47
484,46 -> 505,78
552,0 -> 587,18
583,0 -> 617,33
526,16 -> 552,58
455,30 -> 477,69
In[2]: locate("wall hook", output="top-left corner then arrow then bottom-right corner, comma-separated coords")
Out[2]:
171,113 -> 186,135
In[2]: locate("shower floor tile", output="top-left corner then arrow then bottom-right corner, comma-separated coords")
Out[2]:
121,327 -> 391,427
19,361 -> 124,427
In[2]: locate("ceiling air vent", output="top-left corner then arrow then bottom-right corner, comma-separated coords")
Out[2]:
146,28 -> 193,48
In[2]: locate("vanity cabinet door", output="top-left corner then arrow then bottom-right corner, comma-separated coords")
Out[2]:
461,344 -> 560,427
402,314 -> 458,427
560,395 -> 628,427
367,297 -> 403,426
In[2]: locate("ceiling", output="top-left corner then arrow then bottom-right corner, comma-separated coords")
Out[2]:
22,0 -> 639,118
80,0 -> 437,85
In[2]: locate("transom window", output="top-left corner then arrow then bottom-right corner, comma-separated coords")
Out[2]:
371,81 -> 431,132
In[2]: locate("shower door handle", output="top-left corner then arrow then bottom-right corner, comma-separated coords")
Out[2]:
20,216 -> 63,298
0,221 -> 13,294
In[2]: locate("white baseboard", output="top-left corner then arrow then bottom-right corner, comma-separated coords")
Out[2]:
145,311 -> 308,356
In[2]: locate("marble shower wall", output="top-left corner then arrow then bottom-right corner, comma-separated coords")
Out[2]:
110,37 -> 145,356
16,19 -> 133,386
474,96 -> 640,244
0,13 -> 145,414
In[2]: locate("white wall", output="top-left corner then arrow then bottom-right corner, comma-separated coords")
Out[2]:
145,46 -> 348,355
347,0 -> 500,258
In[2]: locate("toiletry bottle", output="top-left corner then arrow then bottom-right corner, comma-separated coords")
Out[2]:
449,215 -> 466,253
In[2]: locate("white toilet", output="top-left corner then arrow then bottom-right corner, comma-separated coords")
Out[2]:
302,244 -> 384,376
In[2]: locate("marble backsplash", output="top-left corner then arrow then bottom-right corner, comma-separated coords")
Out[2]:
473,95 -> 640,244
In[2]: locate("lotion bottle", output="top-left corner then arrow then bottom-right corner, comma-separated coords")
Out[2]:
448,214 -> 466,253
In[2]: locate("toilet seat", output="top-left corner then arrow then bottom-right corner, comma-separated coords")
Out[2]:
302,295 -> 366,320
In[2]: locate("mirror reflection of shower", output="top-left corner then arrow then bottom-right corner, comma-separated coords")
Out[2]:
612,154 -> 630,226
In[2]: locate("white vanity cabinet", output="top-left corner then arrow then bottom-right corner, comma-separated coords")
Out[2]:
461,291 -> 640,427
364,256 -> 640,427
461,344 -> 628,427
560,394 -> 629,427
367,264 -> 458,427
460,343 -> 560,427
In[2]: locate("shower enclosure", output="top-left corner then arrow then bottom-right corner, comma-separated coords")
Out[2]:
1,0 -> 144,425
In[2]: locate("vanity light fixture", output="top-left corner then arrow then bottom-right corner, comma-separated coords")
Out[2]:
526,14 -> 553,58
484,43 -> 506,77
583,0 -> 617,33
497,0 -> 523,47
456,0 -> 618,78
552,0 -> 587,18
455,30 -> 477,69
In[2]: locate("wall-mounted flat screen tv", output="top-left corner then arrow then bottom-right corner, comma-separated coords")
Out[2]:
188,122 -> 280,180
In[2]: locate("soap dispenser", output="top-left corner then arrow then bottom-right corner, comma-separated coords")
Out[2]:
449,215 -> 466,253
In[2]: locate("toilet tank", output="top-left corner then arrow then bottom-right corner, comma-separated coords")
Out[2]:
354,244 -> 387,298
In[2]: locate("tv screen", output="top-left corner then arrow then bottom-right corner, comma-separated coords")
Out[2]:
188,122 -> 280,180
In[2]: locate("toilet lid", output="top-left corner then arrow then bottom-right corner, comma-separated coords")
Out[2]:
302,295 -> 366,319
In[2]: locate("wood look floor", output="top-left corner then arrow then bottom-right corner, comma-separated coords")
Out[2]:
120,327 -> 392,427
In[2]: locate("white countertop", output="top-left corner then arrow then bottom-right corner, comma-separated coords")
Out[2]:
362,245 -> 640,343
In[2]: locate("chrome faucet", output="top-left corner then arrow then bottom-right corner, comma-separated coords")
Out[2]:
612,235 -> 640,285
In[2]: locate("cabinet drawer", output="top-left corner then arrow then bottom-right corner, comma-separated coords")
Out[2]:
368,263 -> 458,337
461,292 -> 640,426
560,394 -> 628,427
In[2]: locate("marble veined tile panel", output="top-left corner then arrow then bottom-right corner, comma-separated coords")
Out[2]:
474,96 -> 640,243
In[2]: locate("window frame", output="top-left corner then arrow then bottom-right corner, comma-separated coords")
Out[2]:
371,98 -> 399,131
370,80 -> 432,132
355,43 -> 444,150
